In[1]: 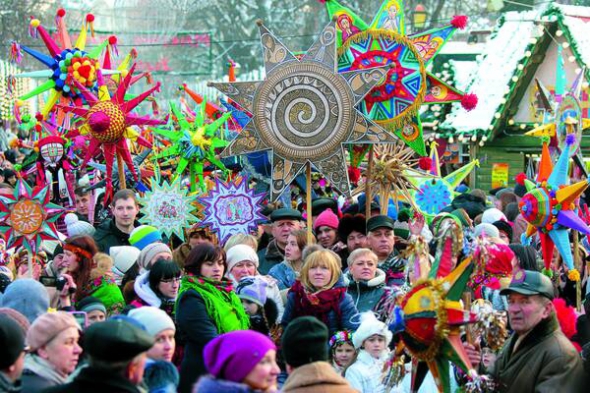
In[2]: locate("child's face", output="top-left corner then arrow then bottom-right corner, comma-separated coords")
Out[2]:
363,334 -> 386,358
242,299 -> 260,316
333,342 -> 355,367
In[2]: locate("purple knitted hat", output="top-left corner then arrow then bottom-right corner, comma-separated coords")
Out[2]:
204,330 -> 276,383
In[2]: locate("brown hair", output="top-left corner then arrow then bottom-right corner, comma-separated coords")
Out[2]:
290,229 -> 315,254
300,249 -> 341,292
111,189 -> 137,207
184,243 -> 227,277
499,192 -> 518,213
65,235 -> 98,301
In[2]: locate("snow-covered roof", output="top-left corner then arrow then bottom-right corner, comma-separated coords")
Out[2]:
440,9 -> 542,134
449,60 -> 477,91
554,4 -> 590,68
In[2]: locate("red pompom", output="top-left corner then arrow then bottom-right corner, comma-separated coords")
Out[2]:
35,124 -> 42,132
348,166 -> 361,185
108,36 -> 117,45
56,8 -> 66,17
461,93 -> 478,111
86,13 -> 95,22
515,172 -> 527,186
553,298 -> 577,339
418,157 -> 432,171
35,113 -> 44,122
451,15 -> 468,30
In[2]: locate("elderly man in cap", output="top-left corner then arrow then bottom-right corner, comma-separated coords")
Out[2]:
45,317 -> 154,393
257,208 -> 303,275
366,215 -> 407,287
0,314 -> 27,392
465,270 -> 584,393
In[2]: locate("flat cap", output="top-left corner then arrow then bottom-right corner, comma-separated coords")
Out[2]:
270,208 -> 302,222
367,215 -> 395,232
83,318 -> 154,362
500,269 -> 554,300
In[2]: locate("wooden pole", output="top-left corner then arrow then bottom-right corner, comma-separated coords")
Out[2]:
306,162 -> 313,244
574,232 -> 582,312
463,291 -> 474,345
366,145 -> 374,219
116,154 -> 127,190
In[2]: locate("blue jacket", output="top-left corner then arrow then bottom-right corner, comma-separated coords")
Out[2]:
281,276 -> 360,334
268,261 -> 297,290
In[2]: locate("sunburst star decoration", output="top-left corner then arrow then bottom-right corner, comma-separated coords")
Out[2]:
0,180 -> 65,254
519,135 -> 590,281
201,176 -> 267,245
154,101 -> 232,193
325,0 -> 477,156
138,178 -> 199,242
209,19 -> 399,202
59,64 -> 166,201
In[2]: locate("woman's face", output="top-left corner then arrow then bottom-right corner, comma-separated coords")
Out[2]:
63,249 -> 79,272
158,276 -> 180,299
150,252 -> 173,266
243,349 -> 280,391
333,342 -> 356,368
309,264 -> 332,289
147,329 -> 176,362
230,261 -> 257,282
316,226 -> 337,248
241,299 -> 260,316
39,327 -> 82,376
200,257 -> 225,281
284,235 -> 301,262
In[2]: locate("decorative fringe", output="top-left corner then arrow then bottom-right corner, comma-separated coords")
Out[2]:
9,41 -> 22,64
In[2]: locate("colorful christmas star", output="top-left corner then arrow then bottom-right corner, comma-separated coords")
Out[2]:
154,100 -> 232,193
210,19 -> 398,201
201,176 -> 267,245
325,0 -> 477,156
0,180 -> 65,254
519,134 -> 589,281
58,64 -> 165,201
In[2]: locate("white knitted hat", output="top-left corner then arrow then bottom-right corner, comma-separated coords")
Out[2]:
226,244 -> 259,274
352,312 -> 392,349
128,306 -> 176,337
64,213 -> 95,237
110,246 -> 141,277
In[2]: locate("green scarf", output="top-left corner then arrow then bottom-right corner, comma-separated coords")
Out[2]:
177,275 -> 249,333
81,276 -> 125,316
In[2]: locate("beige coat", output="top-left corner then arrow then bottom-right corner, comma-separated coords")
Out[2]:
282,361 -> 359,393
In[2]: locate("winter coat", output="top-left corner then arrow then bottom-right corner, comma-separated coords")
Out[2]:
257,239 -> 284,275
282,361 -> 358,393
345,269 -> 392,315
143,359 -> 179,393
93,219 -> 133,255
192,375 -> 262,393
490,314 -> 584,393
42,365 -> 142,393
21,354 -> 67,392
268,260 -> 298,290
233,275 -> 285,321
281,276 -> 360,335
344,350 -> 389,393
131,271 -> 175,313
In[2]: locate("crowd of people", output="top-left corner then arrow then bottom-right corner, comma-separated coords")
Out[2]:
0,171 -> 589,392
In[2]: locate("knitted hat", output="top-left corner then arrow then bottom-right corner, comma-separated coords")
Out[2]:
64,213 -> 96,237
337,213 -> 366,242
282,316 -> 329,367
393,221 -> 410,240
313,209 -> 339,231
77,296 -> 107,315
204,330 -> 276,383
0,314 -> 25,369
1,279 -> 49,324
128,306 -> 176,337
236,276 -> 267,307
473,223 -> 500,239
226,244 -> 259,274
482,208 -> 507,224
110,246 -> 141,276
137,243 -> 172,271
130,225 -> 163,250
352,312 -> 393,349
26,311 -> 80,352
492,220 -> 513,241
0,308 -> 30,334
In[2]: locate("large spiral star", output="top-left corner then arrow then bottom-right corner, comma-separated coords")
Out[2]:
210,20 -> 399,201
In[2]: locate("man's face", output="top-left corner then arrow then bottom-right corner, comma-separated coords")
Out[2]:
507,293 -> 552,335
347,231 -> 367,252
272,220 -> 301,246
367,227 -> 395,258
75,193 -> 91,216
349,254 -> 377,281
111,197 -> 139,227
189,234 -> 210,248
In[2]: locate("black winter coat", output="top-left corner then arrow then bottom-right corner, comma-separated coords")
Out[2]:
93,219 -> 133,254
42,366 -> 142,393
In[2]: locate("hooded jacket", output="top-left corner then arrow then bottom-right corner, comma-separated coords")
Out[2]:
344,269 -> 391,315
282,361 -> 358,393
491,314 -> 584,393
